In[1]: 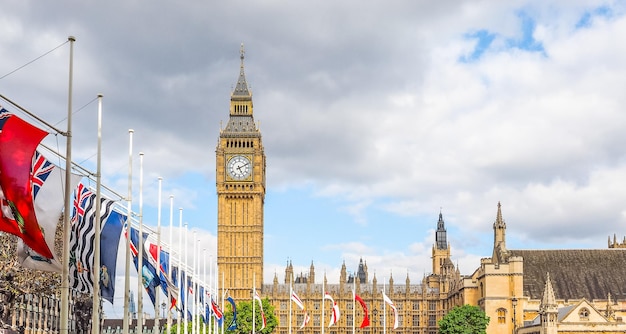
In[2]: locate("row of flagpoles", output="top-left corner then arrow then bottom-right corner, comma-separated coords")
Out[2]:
0,36 -> 402,334
0,36 -> 227,334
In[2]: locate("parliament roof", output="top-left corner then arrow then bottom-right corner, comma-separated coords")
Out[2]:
509,249 -> 626,301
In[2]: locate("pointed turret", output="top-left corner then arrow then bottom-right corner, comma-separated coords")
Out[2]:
539,272 -> 558,334
285,260 -> 294,284
309,261 -> 315,284
492,202 -> 507,262
432,210 -> 452,276
223,43 -> 258,135
435,210 -> 447,250
540,273 -> 557,310
232,43 -> 251,98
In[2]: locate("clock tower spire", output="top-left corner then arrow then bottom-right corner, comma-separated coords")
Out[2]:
216,44 -> 266,300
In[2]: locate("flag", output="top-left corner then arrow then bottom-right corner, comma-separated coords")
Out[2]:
17,151 -> 82,272
126,225 -> 160,306
211,297 -> 224,325
324,293 -> 340,327
226,296 -> 237,330
0,107 -> 51,258
331,302 -> 341,327
290,288 -> 308,328
291,288 -> 305,310
383,292 -> 399,329
98,205 -> 126,303
300,311 -> 310,329
69,182 -> 127,303
146,241 -> 179,309
355,294 -> 370,328
254,290 -> 266,330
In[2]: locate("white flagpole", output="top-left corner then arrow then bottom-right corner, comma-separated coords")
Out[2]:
220,269 -> 224,334
209,255 -> 213,334
167,195 -> 174,332
289,279 -> 292,334
203,248 -> 207,334
382,281 -> 386,334
321,275 -> 325,334
252,274 -> 256,334
60,35 -> 75,334
91,93 -> 104,334
177,209 -> 183,334
194,231 -> 199,334
123,129 -> 134,334
184,222 -> 189,334
154,177 -> 163,334
137,152 -> 145,334
352,273 -> 356,334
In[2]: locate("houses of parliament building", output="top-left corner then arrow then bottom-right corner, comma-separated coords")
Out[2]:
216,46 -> 626,334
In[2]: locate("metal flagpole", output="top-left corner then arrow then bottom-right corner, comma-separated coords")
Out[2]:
203,248 -> 207,334
252,274 -> 256,334
167,195 -> 174,332
289,278 -> 292,334
60,35 -> 75,334
184,222 -> 189,334
352,272 -> 356,334
154,177 -> 163,334
321,274 -> 325,334
137,152 -> 145,334
382,281 -> 386,334
220,271 -> 224,334
123,129 -> 134,334
177,209 -> 183,334
208,254 -> 213,334
91,93 -> 104,334
193,231 -> 198,334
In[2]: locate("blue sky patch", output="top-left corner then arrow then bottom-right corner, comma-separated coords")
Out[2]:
460,11 -> 546,63
576,6 -> 613,28
506,11 -> 545,53
459,30 -> 496,63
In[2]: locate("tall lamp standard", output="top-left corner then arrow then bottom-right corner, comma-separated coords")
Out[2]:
372,308 -> 378,334
512,297 -> 518,334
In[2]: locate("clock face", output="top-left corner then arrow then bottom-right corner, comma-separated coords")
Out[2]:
227,155 -> 252,180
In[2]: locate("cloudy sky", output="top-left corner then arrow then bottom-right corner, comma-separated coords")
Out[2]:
2,0 -> 626,317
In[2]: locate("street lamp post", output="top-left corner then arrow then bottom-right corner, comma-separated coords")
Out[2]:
512,297 -> 518,334
372,308 -> 377,334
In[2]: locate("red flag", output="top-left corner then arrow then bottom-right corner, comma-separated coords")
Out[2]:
0,108 -> 51,258
354,294 -> 370,328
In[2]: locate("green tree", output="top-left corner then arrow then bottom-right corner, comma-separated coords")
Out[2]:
438,304 -> 490,334
223,297 -> 277,334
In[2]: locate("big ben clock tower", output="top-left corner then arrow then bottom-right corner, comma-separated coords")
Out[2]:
216,44 -> 266,300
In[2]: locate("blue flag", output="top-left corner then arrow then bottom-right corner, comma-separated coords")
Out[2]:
128,226 -> 160,306
227,296 -> 237,330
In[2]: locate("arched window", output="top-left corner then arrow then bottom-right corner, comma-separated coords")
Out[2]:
497,308 -> 507,324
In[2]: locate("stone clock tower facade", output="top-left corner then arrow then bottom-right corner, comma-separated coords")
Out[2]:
216,45 -> 265,301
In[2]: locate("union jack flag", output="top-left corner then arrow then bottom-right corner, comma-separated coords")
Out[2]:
72,183 -> 92,225
211,297 -> 224,322
30,151 -> 54,199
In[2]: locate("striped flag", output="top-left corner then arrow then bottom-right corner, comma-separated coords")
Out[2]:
69,182 -> 126,303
